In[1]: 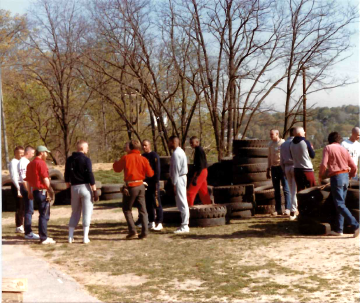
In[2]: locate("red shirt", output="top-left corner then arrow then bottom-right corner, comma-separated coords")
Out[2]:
25,157 -> 49,189
113,150 -> 154,187
320,143 -> 357,178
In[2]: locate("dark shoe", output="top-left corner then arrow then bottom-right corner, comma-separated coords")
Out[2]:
126,233 -> 138,240
138,234 -> 147,240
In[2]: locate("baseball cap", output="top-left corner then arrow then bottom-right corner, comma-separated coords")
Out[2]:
36,146 -> 51,153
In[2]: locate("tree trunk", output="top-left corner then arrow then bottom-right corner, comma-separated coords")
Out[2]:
0,68 -> 9,169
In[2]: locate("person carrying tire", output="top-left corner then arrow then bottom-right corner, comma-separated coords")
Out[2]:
187,136 -> 212,206
267,129 -> 291,216
142,139 -> 164,231
65,140 -> 98,244
280,128 -> 298,220
25,146 -> 56,245
9,146 -> 25,234
113,140 -> 154,240
168,136 -> 190,234
319,132 -> 359,238
18,146 -> 39,240
289,127 -> 316,192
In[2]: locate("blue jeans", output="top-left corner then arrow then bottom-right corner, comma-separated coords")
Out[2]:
330,173 -> 359,233
20,184 -> 34,235
33,190 -> 50,241
271,166 -> 291,213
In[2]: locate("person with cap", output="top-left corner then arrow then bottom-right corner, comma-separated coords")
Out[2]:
319,132 -> 359,238
18,146 -> 39,239
65,140 -> 98,244
168,136 -> 190,234
341,127 -> 360,180
142,139 -> 164,231
187,136 -> 212,206
25,146 -> 56,244
267,129 -> 291,216
113,139 -> 154,240
280,127 -> 298,220
9,146 -> 25,233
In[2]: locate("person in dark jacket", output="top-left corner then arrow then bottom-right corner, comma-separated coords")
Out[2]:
290,127 -> 316,192
187,136 -> 212,206
65,140 -> 98,244
142,139 -> 163,231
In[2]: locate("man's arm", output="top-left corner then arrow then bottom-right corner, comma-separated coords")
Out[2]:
170,153 -> 179,186
9,160 -> 20,191
318,147 -> 328,181
305,140 -> 315,159
144,157 -> 155,178
155,154 -> 160,183
113,156 -> 125,173
86,158 -> 96,190
347,153 -> 357,179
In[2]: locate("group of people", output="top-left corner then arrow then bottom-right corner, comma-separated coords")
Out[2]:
268,126 -> 359,237
7,126 -> 360,243
7,135 -> 211,243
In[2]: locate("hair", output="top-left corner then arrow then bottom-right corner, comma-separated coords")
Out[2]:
14,146 -> 24,153
24,146 -> 35,153
190,136 -> 199,142
142,139 -> 151,145
328,132 -> 342,144
35,151 -> 42,156
270,129 -> 279,135
129,139 -> 141,150
289,127 -> 297,137
169,135 -> 179,142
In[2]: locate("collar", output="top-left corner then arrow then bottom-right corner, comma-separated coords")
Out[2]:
129,150 -> 141,155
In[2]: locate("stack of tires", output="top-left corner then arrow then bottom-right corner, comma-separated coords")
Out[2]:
163,204 -> 227,227
100,184 -> 122,201
232,140 -> 271,188
212,184 -> 255,222
159,156 -> 176,206
296,186 -> 334,235
2,175 -> 16,211
254,184 -> 285,215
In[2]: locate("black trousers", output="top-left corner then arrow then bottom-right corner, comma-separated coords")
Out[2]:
11,184 -> 24,227
145,184 -> 163,223
122,184 -> 148,236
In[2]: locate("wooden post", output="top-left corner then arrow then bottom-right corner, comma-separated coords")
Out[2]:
302,66 -> 307,135
2,278 -> 28,303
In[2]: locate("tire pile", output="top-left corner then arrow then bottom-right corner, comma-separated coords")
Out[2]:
296,179 -> 359,235
100,184 -> 122,201
254,184 -> 285,215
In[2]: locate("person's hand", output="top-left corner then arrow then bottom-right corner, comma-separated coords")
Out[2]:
17,190 -> 22,198
266,168 -> 271,180
93,190 -> 99,202
192,177 -> 198,187
28,192 -> 33,200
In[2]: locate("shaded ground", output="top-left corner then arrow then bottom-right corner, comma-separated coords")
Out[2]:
2,199 -> 359,303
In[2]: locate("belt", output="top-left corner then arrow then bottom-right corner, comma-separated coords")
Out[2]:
126,180 -> 143,185
33,188 -> 47,191
329,170 -> 349,177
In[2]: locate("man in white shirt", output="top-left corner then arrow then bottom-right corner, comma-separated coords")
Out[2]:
168,136 -> 190,234
9,146 -> 25,233
341,127 -> 360,180
18,146 -> 39,239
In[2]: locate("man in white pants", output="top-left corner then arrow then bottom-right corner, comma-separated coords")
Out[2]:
18,146 -> 39,239
341,127 -> 360,180
168,136 -> 190,234
280,127 -> 298,220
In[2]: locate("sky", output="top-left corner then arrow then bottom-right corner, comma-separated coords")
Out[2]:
0,0 -> 359,111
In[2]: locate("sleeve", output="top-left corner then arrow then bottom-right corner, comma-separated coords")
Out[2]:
305,140 -> 315,159
86,158 -> 96,186
64,157 -> 71,183
155,154 -> 160,182
170,153 -> 179,186
9,161 -> 20,190
319,147 -> 328,177
113,156 -> 125,172
347,153 -> 357,178
144,157 -> 154,178
39,162 -> 49,180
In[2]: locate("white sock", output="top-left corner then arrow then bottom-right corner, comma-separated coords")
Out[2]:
83,226 -> 90,241
69,227 -> 75,238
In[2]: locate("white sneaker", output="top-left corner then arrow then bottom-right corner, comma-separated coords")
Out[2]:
15,226 -> 25,234
41,237 -> 56,244
174,226 -> 190,234
25,232 -> 40,240
83,238 -> 90,244
284,209 -> 291,216
148,222 -> 155,229
289,214 -> 297,221
327,231 -> 343,236
153,223 -> 163,231
68,237 -> 74,244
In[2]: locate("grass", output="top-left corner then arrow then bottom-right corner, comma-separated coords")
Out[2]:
93,170 -> 124,184
2,199 -> 359,302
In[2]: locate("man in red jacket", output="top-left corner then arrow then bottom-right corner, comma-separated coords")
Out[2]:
113,140 -> 154,239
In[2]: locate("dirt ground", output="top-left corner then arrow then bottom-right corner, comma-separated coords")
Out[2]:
2,203 -> 359,302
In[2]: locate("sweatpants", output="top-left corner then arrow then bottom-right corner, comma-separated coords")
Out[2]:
294,169 -> 316,193
11,183 -> 24,228
187,169 -> 212,206
123,184 -> 148,236
175,175 -> 189,226
69,184 -> 93,228
284,166 -> 298,212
